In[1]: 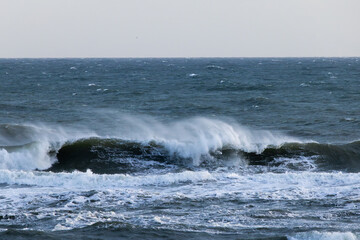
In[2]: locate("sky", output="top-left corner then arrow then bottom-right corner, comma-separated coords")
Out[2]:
0,0 -> 359,58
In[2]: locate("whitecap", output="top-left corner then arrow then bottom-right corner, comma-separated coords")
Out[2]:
0,115 -> 302,170
289,231 -> 359,240
188,73 -> 198,77
0,123 -> 97,171
100,115 -> 301,165
206,65 -> 224,70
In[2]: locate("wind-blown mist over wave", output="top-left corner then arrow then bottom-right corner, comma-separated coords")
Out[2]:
0,141 -> 51,170
95,115 -> 300,159
47,116 -> 304,173
1,116 -> 300,172
0,124 -> 95,171
2,116 -> 360,174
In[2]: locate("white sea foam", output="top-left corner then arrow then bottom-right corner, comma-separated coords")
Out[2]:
271,156 -> 317,172
1,170 -> 360,233
289,231 -> 359,240
0,142 -> 53,170
206,171 -> 360,201
1,170 -> 359,201
0,124 -> 97,171
54,211 -> 113,231
0,169 -> 214,189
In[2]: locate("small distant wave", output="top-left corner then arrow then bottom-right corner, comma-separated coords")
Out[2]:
206,65 -> 225,70
188,73 -> 198,77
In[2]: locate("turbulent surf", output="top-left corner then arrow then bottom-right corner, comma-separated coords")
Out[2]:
1,58 -> 360,239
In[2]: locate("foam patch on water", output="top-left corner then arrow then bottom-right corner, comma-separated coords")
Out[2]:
214,171 -> 360,200
271,156 -> 317,172
1,170 -> 360,234
1,170 -> 360,201
0,170 -> 214,189
289,231 -> 359,240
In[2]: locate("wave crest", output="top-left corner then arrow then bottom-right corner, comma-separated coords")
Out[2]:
4,116 -> 360,173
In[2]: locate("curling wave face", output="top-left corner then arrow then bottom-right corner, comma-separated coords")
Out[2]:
1,116 -> 300,173
48,138 -> 360,174
1,116 -> 360,174
0,123 -> 95,171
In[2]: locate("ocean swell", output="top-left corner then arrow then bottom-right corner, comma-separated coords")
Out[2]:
2,117 -> 360,174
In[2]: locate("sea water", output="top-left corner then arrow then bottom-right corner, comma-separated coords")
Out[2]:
0,58 -> 359,239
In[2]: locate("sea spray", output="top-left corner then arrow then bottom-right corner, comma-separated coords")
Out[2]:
0,116 -> 301,170
0,123 -> 97,170
88,114 -> 302,165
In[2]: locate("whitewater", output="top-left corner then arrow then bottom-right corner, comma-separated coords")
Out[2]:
1,58 -> 360,240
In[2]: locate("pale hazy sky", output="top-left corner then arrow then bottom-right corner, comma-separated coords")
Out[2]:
1,0 -> 359,58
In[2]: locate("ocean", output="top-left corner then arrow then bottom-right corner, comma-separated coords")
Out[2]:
0,58 -> 359,239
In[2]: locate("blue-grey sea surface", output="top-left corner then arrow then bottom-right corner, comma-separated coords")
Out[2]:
0,58 -> 360,240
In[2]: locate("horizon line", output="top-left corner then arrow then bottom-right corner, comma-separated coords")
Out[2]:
1,56 -> 359,59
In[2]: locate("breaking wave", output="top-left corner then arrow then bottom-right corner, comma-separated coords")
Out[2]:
1,116 -> 360,174
0,123 -> 96,171
47,138 -> 360,173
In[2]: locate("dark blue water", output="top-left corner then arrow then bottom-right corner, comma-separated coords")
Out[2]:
0,58 -> 360,239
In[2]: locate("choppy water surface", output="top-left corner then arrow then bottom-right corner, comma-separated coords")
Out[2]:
0,58 -> 360,239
